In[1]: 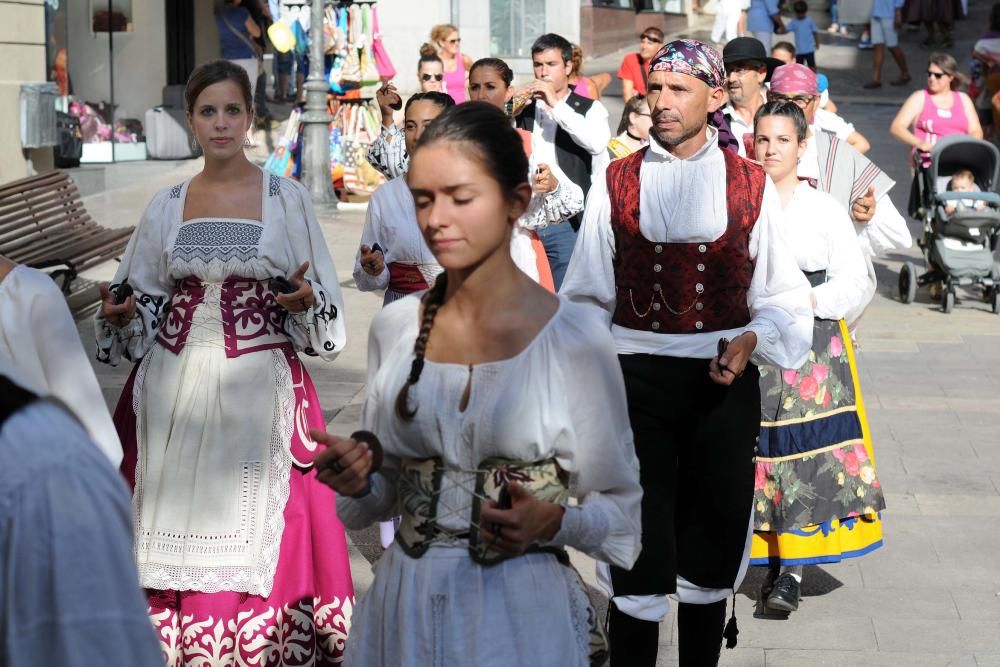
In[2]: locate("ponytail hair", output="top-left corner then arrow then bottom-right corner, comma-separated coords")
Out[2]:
412,102 -> 529,201
753,100 -> 808,142
395,273 -> 448,420
470,57 -> 514,87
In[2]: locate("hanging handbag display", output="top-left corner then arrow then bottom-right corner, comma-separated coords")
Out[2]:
371,6 -> 396,81
359,4 -> 383,93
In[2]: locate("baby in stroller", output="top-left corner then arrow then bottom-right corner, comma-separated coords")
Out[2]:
944,169 -> 987,215
900,135 -> 1000,313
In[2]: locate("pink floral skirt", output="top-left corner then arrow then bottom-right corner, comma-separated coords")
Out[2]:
750,318 -> 885,566
115,350 -> 354,666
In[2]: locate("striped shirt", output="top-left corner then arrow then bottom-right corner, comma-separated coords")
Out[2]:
367,124 -> 408,180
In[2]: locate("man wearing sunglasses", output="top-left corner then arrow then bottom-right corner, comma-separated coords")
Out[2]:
769,64 -> 910,325
618,27 -> 665,101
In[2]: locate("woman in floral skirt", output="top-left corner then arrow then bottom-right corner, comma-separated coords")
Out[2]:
749,101 -> 886,616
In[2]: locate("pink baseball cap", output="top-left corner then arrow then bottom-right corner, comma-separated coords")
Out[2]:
770,64 -> 818,95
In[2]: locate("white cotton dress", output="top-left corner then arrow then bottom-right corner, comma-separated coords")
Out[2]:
338,295 -> 643,667
94,169 -> 347,596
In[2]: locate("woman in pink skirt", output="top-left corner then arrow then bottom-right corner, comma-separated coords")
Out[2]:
96,60 -> 354,665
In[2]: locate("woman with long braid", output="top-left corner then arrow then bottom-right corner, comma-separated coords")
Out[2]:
313,102 -> 642,664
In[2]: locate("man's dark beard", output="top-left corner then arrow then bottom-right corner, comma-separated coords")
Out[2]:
651,113 -> 704,148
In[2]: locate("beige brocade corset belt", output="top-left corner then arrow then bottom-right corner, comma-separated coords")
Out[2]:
395,456 -> 570,565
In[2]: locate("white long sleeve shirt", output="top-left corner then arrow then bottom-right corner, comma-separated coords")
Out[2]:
353,176 -> 441,299
561,129 -> 813,369
782,183 -> 871,323
530,94 -> 612,184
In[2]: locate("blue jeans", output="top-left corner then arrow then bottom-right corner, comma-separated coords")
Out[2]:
537,222 -> 578,291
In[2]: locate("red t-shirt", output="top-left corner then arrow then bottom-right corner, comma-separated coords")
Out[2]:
617,52 -> 649,96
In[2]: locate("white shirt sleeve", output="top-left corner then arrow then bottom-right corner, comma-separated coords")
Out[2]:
815,108 -> 855,141
94,189 -> 173,366
546,305 -> 641,569
279,179 -> 347,360
353,191 -> 391,293
812,201 -> 873,321
28,272 -> 123,466
520,160 -> 586,231
549,98 -> 612,156
336,301 -> 413,528
558,176 -> 616,326
856,192 -> 913,258
743,180 -> 814,369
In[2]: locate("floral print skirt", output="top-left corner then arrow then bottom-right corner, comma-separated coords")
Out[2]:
749,319 -> 885,567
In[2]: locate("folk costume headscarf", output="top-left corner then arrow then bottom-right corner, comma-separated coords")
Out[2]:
646,39 -> 739,153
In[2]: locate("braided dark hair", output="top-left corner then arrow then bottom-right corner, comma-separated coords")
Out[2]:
394,102 -> 529,420
395,273 -> 448,420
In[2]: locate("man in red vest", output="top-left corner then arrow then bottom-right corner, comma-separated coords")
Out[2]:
561,39 -> 813,666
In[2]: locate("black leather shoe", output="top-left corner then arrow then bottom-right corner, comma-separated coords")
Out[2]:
766,573 -> 800,612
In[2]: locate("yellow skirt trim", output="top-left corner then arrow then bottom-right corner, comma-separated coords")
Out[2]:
750,513 -> 884,565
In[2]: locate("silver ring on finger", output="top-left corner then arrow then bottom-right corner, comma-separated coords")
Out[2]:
330,458 -> 345,474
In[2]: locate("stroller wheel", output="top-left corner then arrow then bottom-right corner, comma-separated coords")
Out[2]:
942,289 -> 955,314
992,289 -> 1000,315
899,262 -> 917,304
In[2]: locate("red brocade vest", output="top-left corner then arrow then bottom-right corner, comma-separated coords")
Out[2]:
608,146 -> 766,334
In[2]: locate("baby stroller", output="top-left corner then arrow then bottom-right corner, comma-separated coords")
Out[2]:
900,135 -> 1000,313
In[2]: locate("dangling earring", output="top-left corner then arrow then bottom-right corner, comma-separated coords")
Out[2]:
244,135 -> 252,147
190,135 -> 199,151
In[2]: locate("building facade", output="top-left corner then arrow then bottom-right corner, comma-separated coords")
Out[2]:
0,0 -> 49,184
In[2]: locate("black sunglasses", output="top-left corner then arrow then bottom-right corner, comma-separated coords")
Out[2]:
421,73 -> 444,81
640,34 -> 663,44
769,93 -> 816,107
926,70 -> 947,79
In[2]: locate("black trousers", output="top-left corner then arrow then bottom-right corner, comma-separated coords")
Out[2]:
611,354 -> 760,596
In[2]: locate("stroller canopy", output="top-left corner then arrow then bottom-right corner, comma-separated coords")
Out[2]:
930,135 -> 1000,192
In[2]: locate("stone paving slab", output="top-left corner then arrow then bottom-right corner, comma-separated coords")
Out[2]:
874,618 -> 1000,654
763,649 -> 979,666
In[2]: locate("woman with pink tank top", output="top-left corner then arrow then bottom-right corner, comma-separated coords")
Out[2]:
890,52 -> 983,167
425,23 -> 473,104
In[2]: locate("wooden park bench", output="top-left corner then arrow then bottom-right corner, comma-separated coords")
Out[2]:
0,170 -> 133,294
